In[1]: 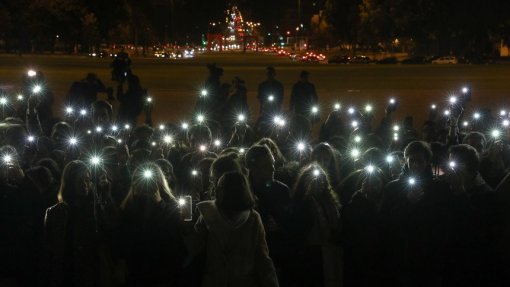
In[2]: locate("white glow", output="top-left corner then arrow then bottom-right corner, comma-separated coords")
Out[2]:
393,125 -> 400,132
69,137 -> 78,145
214,139 -> 221,147
199,145 -> 207,152
27,136 -> 35,142
201,90 -> 208,97
159,125 -> 165,130
365,104 -> 373,112
473,112 -> 481,120
500,110 -> 507,117
146,97 -> 153,103
449,161 -> 456,169
366,165 -> 375,173
408,177 -> 416,185
191,169 -> 198,176
27,70 -> 37,77
351,121 -> 359,128
95,126 -> 103,133
3,154 -> 12,163
111,125 -> 118,131
124,124 -> 131,130
0,97 -> 7,105
237,114 -> 245,122
389,98 -> 396,104
313,169 -> 320,176
268,95 -> 274,102
463,121 -> 469,127
449,96 -> 457,104
143,170 -> 153,179
181,122 -> 189,130
90,156 -> 101,165
462,87 -> 469,94
503,119 -> 510,127
354,136 -> 362,143
164,135 -> 173,144
80,109 -> 87,116
297,142 -> 305,151
17,94 -> 24,101
348,107 -> 355,114
386,155 -> 394,163
311,106 -> 319,114
117,139 -> 122,144
239,148 -> 245,154
350,148 -> 360,159
65,107 -> 73,114
32,85 -> 42,94
334,103 -> 341,111
491,129 -> 501,138
444,110 -> 450,116
197,114 -> 205,123
151,142 -> 156,147
431,104 -> 436,110
178,198 -> 186,206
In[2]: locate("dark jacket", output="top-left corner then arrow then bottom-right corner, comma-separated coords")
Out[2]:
289,81 -> 317,117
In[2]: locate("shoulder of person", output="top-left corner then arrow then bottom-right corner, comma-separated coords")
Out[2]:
46,202 -> 69,218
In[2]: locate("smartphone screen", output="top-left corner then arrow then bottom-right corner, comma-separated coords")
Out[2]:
178,195 -> 193,221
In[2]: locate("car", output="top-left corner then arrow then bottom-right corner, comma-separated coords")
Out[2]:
350,55 -> 372,64
277,50 -> 289,56
431,56 -> 458,64
328,55 -> 351,64
300,52 -> 327,62
88,50 -> 109,58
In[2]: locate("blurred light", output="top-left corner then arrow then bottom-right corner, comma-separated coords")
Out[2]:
3,154 -> 12,163
117,139 -> 123,144
431,104 -> 436,110
491,129 -> 501,139
191,169 -> 198,176
178,198 -> 186,206
268,95 -> 274,102
311,106 -> 319,114
181,122 -> 189,130
159,124 -> 165,130
500,110 -> 507,117
27,70 -> 37,77
449,96 -> 457,104
32,85 -> 42,94
350,148 -> 360,159
365,104 -> 373,112
389,98 -> 396,104
146,97 -> 153,103
17,94 -> 24,101
124,124 -> 131,130
449,161 -> 456,169
351,121 -> 359,128
297,142 -> 305,151
463,121 -> 469,127
163,135 -> 173,144
334,103 -> 341,111
473,112 -> 481,120
462,87 -> 469,94
27,136 -> 35,142
214,139 -> 222,147
366,165 -> 375,173
313,169 -> 320,176
386,155 -> 394,163
408,177 -> 416,185
111,125 -> 118,131
354,136 -> 362,143
348,107 -> 355,115
197,114 -> 205,123
143,170 -> 153,179
503,119 -> 510,127
0,97 -> 7,105
199,145 -> 207,152
237,114 -> 246,122
95,126 -> 103,133
444,110 -> 450,116
239,148 -> 245,154
201,90 -> 208,97
151,141 -> 156,147
393,125 -> 400,132
80,109 -> 87,116
69,137 -> 78,145
90,156 -> 101,166
65,107 -> 74,114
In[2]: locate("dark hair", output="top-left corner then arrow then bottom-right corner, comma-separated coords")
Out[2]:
91,100 -> 113,120
215,172 -> 255,218
245,145 -> 273,169
256,138 -> 286,166
58,160 -> 90,205
449,144 -> 480,175
463,132 -> 486,147
187,124 -> 212,146
36,158 -> 61,181
404,141 -> 433,162
210,153 -> 243,186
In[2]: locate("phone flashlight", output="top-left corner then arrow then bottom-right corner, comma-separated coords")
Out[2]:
354,135 -> 362,143
32,85 -> 42,94
237,114 -> 246,122
0,97 -> 8,105
65,107 -> 74,114
348,107 -> 355,115
365,165 -> 375,173
334,103 -> 341,111
449,96 -> 457,104
491,129 -> 501,139
90,156 -> 101,166
80,109 -> 87,116
503,120 -> 510,127
268,95 -> 274,102
181,122 -> 189,130
197,114 -> 205,123
17,95 -> 24,101
365,104 -> 373,113
201,90 -> 208,97
143,170 -> 153,179
386,155 -> 394,163
408,177 -> 416,186
3,154 -> 12,163
473,112 -> 481,120
431,104 -> 436,110
449,161 -> 456,169
178,195 -> 193,221
163,135 -> 173,144
27,70 -> 37,77
146,97 -> 153,103
159,124 -> 165,131
313,169 -> 320,177
311,106 -> 319,114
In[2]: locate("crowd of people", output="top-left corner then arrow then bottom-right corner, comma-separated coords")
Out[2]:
0,61 -> 509,287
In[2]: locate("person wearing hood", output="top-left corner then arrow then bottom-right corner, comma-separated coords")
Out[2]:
193,171 -> 279,287
379,141 -> 451,287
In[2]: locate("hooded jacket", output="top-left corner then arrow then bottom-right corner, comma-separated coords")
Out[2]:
194,200 -> 279,287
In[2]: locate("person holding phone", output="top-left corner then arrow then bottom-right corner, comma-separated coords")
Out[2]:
193,171 -> 279,287
117,162 -> 187,286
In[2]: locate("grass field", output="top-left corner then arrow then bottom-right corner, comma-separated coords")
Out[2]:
1,52 -> 509,126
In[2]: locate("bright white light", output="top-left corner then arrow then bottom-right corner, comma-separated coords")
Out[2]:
351,121 -> 359,128
354,136 -> 362,143
237,114 -> 246,122
151,142 -> 156,147
449,96 -> 457,104
491,129 -> 501,138
313,169 -> 320,176
87,130 -> 91,134
268,95 -> 274,102
164,135 -> 173,144
408,177 -> 416,185
214,139 -> 221,147
17,94 -> 24,101
431,104 -> 436,110
159,124 -> 165,130
0,97 -> 7,105
32,85 -> 42,94
178,198 -> 186,206
27,136 -> 35,142
199,145 -> 207,152
463,121 -> 469,127
146,97 -> 153,103
311,106 -> 319,114
350,148 -> 360,159
500,110 -> 507,117
444,110 -> 450,116
69,137 -> 78,145
65,107 -> 73,114
389,98 -> 396,104
80,109 -> 87,116
386,155 -> 394,163
503,119 -> 510,127
90,156 -> 101,165
393,125 -> 400,132
239,148 -> 245,154
124,124 -> 131,130
366,165 -> 375,173
348,107 -> 355,115
201,90 -> 208,97
3,154 -> 12,163
297,142 -> 305,151
191,169 -> 198,176
95,126 -> 103,133
274,116 -> 286,127
111,125 -> 118,131
197,114 -> 205,123
365,104 -> 373,112
473,113 -> 481,120
27,70 -> 37,77
143,170 -> 153,179
117,139 -> 123,144
181,122 -> 189,130
462,87 -> 469,94
334,103 -> 341,111
449,161 -> 456,169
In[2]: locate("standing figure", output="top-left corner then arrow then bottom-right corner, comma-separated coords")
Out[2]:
289,70 -> 318,120
258,66 -> 284,119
